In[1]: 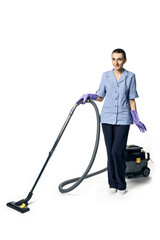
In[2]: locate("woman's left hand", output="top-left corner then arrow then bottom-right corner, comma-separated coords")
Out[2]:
131,110 -> 147,132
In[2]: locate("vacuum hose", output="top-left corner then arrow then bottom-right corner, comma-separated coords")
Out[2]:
6,99 -> 107,213
59,99 -> 107,193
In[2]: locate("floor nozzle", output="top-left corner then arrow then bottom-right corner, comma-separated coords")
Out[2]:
6,201 -> 30,213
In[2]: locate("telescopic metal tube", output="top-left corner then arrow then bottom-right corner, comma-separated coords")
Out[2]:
30,103 -> 79,194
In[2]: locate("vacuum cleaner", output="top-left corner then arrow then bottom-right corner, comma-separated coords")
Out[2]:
125,145 -> 150,178
6,100 -> 150,213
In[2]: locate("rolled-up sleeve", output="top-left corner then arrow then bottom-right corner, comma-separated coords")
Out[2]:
96,73 -> 106,98
129,74 -> 139,99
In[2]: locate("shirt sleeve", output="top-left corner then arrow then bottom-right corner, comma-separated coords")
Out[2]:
96,73 -> 106,98
129,74 -> 139,99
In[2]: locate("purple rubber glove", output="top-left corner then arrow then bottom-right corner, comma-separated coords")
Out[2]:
131,110 -> 147,133
77,94 -> 97,104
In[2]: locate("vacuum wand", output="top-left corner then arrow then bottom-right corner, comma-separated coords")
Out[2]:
30,103 -> 78,194
6,101 -> 80,213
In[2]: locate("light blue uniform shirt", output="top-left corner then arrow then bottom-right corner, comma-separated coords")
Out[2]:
96,69 -> 139,125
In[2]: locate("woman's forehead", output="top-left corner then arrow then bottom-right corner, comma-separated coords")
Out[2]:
112,52 -> 123,58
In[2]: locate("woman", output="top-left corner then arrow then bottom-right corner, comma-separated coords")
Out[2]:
78,48 -> 146,194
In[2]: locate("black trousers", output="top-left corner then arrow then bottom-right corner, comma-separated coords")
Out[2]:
102,124 -> 130,190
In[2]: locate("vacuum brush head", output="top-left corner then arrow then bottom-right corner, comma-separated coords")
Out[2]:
6,201 -> 30,213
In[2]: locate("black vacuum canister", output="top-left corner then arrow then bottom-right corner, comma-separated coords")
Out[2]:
125,145 -> 150,178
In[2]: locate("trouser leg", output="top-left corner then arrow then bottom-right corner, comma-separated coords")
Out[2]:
102,124 -> 117,189
112,125 -> 130,190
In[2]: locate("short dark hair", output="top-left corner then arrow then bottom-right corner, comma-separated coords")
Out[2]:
112,48 -> 126,60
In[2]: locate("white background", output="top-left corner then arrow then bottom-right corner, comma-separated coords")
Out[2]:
0,0 -> 159,239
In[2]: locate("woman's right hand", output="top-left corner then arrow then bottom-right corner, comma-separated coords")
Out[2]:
77,94 -> 97,104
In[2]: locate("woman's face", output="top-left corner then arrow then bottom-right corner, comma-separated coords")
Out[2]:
112,52 -> 127,71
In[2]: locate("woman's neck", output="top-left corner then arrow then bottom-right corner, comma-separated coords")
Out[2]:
113,68 -> 124,75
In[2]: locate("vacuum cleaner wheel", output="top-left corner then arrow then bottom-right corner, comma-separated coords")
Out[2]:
142,167 -> 150,177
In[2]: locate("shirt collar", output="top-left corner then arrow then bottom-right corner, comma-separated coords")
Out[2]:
110,68 -> 128,84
